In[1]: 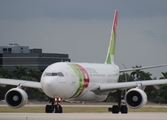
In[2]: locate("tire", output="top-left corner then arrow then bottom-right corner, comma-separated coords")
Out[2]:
120,105 -> 128,114
45,105 -> 54,113
54,104 -> 63,113
112,105 -> 119,114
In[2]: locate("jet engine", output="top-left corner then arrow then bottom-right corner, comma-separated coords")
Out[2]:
5,87 -> 28,108
125,88 -> 147,109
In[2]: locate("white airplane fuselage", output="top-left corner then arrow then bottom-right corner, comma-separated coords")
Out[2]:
41,62 -> 119,101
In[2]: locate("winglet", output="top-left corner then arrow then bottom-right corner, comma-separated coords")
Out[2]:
105,10 -> 118,64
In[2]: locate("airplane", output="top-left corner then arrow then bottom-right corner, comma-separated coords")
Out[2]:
0,10 -> 167,114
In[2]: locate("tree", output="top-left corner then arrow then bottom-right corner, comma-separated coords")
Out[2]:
130,65 -> 142,80
130,66 -> 152,81
160,72 -> 167,79
119,73 -> 134,82
155,72 -> 167,103
140,71 -> 152,80
155,85 -> 167,103
28,68 -> 42,82
0,67 -> 12,78
12,66 -> 27,79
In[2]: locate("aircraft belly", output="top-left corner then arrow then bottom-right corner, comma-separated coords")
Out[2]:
74,91 -> 107,101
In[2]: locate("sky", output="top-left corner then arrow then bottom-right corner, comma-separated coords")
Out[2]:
0,0 -> 167,78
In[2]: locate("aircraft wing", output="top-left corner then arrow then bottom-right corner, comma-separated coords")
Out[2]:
120,64 -> 167,73
96,79 -> 167,91
0,78 -> 41,89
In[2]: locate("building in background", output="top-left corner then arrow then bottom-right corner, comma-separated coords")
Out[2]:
0,44 -> 70,71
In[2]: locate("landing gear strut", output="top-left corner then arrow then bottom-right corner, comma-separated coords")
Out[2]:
45,97 -> 63,113
108,90 -> 128,114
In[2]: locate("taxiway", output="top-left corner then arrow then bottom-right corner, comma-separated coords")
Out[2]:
0,113 -> 167,120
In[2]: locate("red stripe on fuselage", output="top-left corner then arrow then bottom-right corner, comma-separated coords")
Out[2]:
75,64 -> 90,88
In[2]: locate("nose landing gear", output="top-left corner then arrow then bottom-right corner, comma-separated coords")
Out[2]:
45,97 -> 63,113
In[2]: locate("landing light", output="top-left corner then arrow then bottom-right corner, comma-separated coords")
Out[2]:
55,97 -> 62,104
58,98 -> 62,101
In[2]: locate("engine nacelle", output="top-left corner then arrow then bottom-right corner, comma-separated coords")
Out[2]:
5,87 -> 28,109
125,88 -> 147,109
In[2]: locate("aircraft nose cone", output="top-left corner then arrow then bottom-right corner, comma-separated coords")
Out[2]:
41,77 -> 56,98
45,78 -> 53,87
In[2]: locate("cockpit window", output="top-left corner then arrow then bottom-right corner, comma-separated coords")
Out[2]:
57,72 -> 64,76
52,73 -> 58,76
44,72 -> 64,77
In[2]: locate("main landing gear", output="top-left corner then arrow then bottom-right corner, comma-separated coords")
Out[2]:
45,98 -> 63,113
108,90 -> 128,114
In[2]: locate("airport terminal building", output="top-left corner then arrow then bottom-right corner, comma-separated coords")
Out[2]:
0,44 -> 70,71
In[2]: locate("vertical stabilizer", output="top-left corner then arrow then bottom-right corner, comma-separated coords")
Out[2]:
105,10 -> 118,64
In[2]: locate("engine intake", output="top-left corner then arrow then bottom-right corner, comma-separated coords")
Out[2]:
5,87 -> 28,109
125,88 -> 147,109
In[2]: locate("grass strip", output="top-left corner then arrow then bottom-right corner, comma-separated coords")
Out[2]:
0,106 -> 167,113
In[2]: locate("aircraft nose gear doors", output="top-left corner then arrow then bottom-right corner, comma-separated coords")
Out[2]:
45,97 -> 63,113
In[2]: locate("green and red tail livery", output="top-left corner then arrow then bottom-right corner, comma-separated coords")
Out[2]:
105,10 -> 118,64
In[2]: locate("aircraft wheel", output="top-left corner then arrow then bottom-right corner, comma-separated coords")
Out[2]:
45,105 -> 54,113
112,105 -> 119,114
120,105 -> 128,114
54,104 -> 63,113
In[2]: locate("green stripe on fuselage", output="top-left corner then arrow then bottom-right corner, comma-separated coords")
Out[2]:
68,64 -> 84,98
